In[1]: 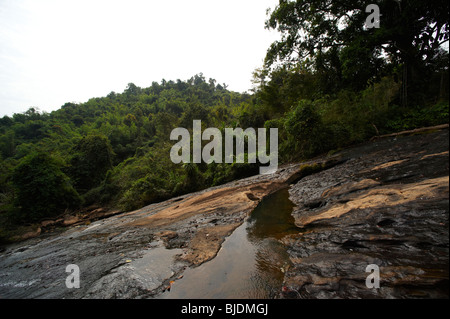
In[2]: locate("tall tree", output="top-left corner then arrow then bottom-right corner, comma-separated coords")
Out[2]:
265,0 -> 449,104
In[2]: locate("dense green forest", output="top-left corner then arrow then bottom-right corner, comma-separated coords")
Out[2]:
1,0 -> 448,241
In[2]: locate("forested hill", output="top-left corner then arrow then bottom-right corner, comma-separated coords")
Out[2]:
0,74 -> 260,223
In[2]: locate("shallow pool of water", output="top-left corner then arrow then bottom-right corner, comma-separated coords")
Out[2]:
160,187 -> 300,299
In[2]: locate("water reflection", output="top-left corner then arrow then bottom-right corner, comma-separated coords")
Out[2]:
247,187 -> 299,240
159,187 -> 300,299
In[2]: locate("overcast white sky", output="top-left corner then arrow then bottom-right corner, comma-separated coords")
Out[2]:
0,0 -> 280,116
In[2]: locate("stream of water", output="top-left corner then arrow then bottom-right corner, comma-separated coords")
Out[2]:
160,187 -> 300,299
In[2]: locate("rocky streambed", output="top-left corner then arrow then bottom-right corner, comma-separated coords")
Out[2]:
283,128 -> 449,298
0,127 -> 448,299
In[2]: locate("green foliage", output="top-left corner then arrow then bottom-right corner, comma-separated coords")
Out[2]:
284,100 -> 330,159
119,174 -> 171,211
68,134 -> 114,193
4,76 -> 226,223
265,0 -> 449,106
11,152 -> 81,221
261,72 -> 446,163
182,162 -> 203,192
180,103 -> 211,128
385,101 -> 450,131
0,130 -> 15,158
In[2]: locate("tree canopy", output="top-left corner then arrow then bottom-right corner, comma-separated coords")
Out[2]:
265,0 -> 449,103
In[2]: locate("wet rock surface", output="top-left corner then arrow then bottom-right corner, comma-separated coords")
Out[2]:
0,160 -> 298,298
284,129 -> 449,298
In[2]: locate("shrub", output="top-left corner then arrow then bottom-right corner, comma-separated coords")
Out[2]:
68,134 -> 114,193
284,100 -> 329,159
119,173 -> 172,211
11,152 -> 81,221
385,100 -> 449,131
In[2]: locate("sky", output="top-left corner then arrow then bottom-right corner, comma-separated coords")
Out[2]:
0,0 -> 280,116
